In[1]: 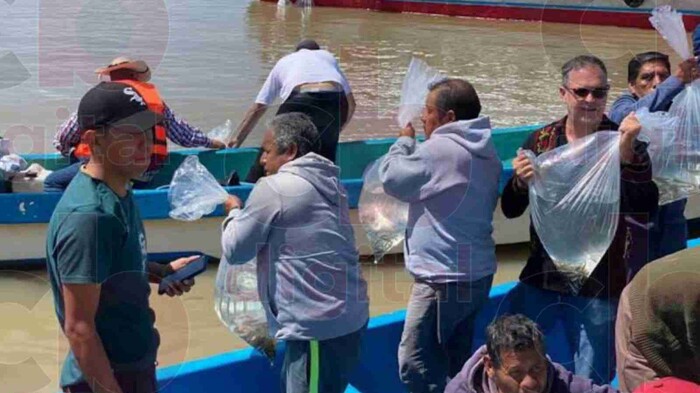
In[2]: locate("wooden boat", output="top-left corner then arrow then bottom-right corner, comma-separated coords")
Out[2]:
268,0 -> 700,30
2,124 -> 528,266
5,124 -> 699,266
155,241 -> 700,392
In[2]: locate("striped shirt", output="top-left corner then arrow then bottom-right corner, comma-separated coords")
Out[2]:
53,105 -> 214,157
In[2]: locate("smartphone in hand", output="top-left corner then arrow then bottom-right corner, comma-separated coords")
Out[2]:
158,255 -> 208,295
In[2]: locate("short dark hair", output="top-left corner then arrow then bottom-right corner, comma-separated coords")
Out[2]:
561,55 -> 608,85
295,39 -> 320,51
627,52 -> 671,83
428,78 -> 481,121
269,112 -> 319,158
486,314 -> 546,368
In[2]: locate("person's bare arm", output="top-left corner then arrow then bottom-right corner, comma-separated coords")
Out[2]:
147,256 -> 199,296
675,56 -> 700,83
63,284 -> 123,393
229,103 -> 268,147
342,92 -> 356,132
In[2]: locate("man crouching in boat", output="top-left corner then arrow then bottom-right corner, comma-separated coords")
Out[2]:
221,112 -> 369,393
379,78 -> 503,392
501,55 -> 659,384
446,314 -> 619,393
46,82 -> 202,393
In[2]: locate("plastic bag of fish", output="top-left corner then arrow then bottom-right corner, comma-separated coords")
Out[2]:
524,131 -> 621,294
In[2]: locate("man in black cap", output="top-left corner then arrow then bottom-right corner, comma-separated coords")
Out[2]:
231,39 -> 356,182
45,81 -> 200,393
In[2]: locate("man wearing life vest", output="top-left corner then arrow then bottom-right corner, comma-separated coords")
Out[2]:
46,57 -> 227,191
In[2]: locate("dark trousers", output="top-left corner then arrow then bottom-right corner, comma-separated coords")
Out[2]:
282,324 -> 366,393
44,159 -> 86,192
62,366 -> 157,393
246,90 -> 349,183
505,283 -> 617,385
649,199 -> 687,261
398,276 -> 494,393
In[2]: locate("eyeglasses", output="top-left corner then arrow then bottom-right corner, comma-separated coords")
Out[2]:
562,85 -> 610,100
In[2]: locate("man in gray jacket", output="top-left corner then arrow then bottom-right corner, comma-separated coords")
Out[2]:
446,314 -> 619,393
379,78 -> 503,392
221,112 -> 369,393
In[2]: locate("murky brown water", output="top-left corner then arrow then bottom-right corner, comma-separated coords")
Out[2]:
0,0 -> 683,153
0,0 -> 688,391
0,247 -> 527,393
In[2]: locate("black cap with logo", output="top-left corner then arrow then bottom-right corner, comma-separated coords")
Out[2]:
78,82 -> 163,133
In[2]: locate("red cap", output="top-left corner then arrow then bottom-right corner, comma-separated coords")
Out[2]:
634,377 -> 700,393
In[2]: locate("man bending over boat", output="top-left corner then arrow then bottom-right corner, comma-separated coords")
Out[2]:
446,314 -> 619,393
46,82 -> 202,393
501,55 -> 659,384
46,57 -> 227,192
230,39 -> 356,183
378,78 -> 503,392
221,112 -> 369,393
609,48 -> 700,266
615,253 -> 700,392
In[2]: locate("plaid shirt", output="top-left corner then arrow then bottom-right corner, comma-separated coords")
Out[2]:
53,105 -> 214,157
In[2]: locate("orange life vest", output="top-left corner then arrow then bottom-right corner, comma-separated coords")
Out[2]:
73,79 -> 168,173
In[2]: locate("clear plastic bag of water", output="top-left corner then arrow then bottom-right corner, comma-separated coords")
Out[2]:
524,131 -> 621,294
214,256 -> 276,361
397,58 -> 445,128
665,81 -> 700,200
0,154 -> 28,179
168,155 -> 230,221
636,108 -> 695,205
207,119 -> 233,143
358,157 -> 409,262
649,6 -> 692,60
646,7 -> 700,203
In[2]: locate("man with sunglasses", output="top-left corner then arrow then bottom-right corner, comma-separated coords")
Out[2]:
609,49 -> 700,265
501,55 -> 659,384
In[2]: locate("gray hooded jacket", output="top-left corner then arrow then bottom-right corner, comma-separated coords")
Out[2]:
379,117 -> 502,283
222,153 -> 369,341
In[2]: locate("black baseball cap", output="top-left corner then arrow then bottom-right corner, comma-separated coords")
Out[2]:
78,81 -> 163,133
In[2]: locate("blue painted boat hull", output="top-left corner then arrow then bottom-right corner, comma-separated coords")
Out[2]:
154,282 -> 569,392
157,238 -> 700,392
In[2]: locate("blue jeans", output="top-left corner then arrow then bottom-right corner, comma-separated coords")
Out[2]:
398,275 -> 494,393
282,324 -> 366,393
649,199 -> 687,261
505,282 -> 617,384
44,160 -> 157,192
44,161 -> 84,192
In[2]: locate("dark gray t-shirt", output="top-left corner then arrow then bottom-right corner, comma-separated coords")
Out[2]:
46,170 -> 158,387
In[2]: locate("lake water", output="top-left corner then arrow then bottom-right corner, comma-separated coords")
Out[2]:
0,0 -> 684,391
0,0 -> 680,153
